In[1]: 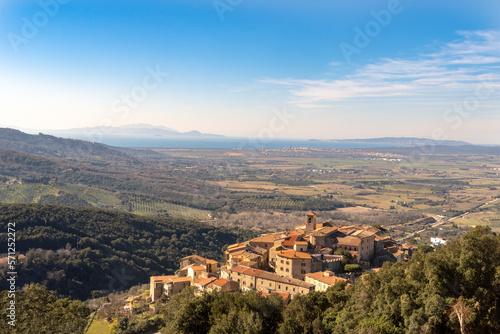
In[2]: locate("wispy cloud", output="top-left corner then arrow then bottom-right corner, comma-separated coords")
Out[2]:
261,30 -> 500,108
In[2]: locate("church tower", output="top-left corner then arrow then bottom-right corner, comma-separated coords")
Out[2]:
305,212 -> 317,234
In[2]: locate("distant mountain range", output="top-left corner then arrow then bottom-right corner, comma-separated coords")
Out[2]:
316,137 -> 472,147
46,124 -> 226,139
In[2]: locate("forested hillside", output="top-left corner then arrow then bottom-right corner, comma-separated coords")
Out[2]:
0,204 -> 256,300
0,128 -> 130,161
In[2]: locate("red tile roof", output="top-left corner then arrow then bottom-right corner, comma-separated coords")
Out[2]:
276,250 -> 312,260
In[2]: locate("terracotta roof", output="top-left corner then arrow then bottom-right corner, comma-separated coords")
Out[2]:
257,271 -> 315,288
170,277 -> 192,283
181,254 -> 205,261
337,226 -> 357,234
151,275 -> 192,284
364,226 -> 381,233
310,226 -> 337,236
277,250 -> 312,260
193,276 -> 217,287
305,271 -> 347,286
230,250 -> 246,257
211,278 -> 231,287
336,236 -> 361,247
350,230 -> 376,238
180,254 -> 217,264
150,275 -> 177,283
260,290 -> 291,300
190,265 -> 206,271
230,265 -> 264,276
243,267 -> 265,276
228,242 -> 248,249
229,265 -> 314,288
306,212 -> 316,216
250,234 -> 280,244
294,241 -> 308,245
282,235 -> 300,247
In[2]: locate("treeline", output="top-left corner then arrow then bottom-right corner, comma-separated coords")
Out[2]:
0,284 -> 89,334
116,226 -> 499,334
0,204 -> 257,300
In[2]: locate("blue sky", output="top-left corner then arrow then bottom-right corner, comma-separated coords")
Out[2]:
0,0 -> 499,143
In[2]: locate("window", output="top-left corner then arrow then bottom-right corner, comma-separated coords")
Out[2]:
286,261 -> 289,265
293,288 -> 295,292
280,267 -> 283,271
286,269 -> 289,273
269,283 -> 271,287
301,269 -> 306,274
301,262 -> 306,267
286,286 -> 288,291
278,285 -> 281,289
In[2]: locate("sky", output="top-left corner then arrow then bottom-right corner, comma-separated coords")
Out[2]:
0,0 -> 499,144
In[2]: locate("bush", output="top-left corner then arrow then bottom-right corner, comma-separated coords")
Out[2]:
344,264 -> 362,273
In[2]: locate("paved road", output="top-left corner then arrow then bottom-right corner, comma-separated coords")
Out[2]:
396,198 -> 499,242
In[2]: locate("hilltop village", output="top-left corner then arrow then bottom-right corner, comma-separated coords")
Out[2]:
147,213 -> 417,307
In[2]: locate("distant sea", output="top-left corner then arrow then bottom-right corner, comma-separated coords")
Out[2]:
53,133 -> 410,150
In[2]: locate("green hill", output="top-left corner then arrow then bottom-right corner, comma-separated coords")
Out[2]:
0,204 -> 256,300
0,128 -> 130,161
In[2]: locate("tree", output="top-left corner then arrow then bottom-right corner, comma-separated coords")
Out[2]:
450,297 -> 473,334
417,244 -> 434,253
0,284 -> 89,334
344,264 -> 361,273
334,248 -> 353,266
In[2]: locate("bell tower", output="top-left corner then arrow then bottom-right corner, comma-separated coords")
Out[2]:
305,212 -> 317,233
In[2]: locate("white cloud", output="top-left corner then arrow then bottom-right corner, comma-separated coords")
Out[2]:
261,30 -> 500,108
